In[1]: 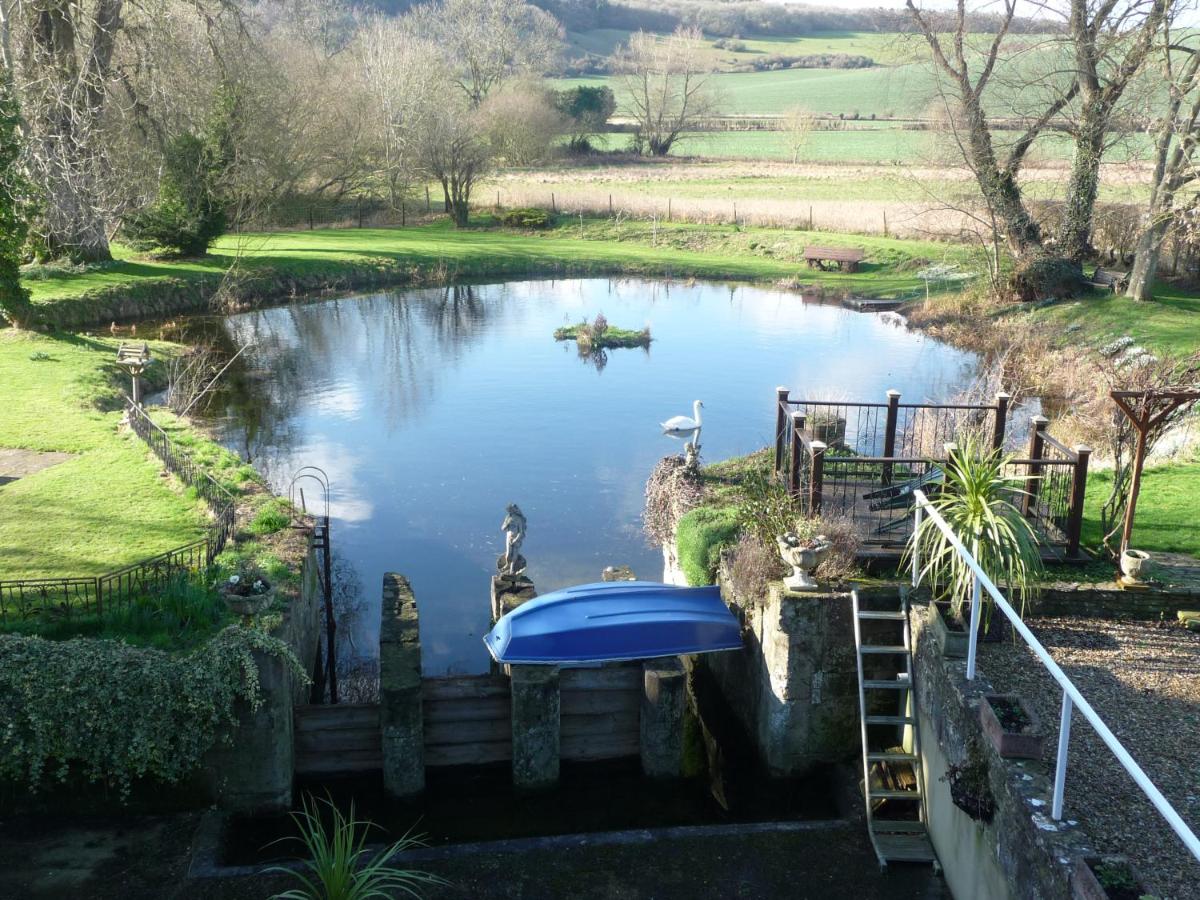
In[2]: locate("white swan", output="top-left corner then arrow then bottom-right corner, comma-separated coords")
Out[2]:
661,400 -> 703,436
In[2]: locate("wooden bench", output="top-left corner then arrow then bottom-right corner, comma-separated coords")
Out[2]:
1087,267 -> 1129,294
804,246 -> 866,273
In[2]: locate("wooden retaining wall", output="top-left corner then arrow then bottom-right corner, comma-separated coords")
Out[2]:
423,674 -> 512,767
294,703 -> 381,776
560,666 -> 642,762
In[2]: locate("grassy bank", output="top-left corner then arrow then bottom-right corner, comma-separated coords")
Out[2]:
21,218 -> 971,328
0,330 -> 209,580
1083,459 -> 1200,559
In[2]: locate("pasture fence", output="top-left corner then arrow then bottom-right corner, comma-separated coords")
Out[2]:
0,403 -> 237,623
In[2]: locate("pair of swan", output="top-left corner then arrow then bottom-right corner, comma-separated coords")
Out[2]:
661,400 -> 703,437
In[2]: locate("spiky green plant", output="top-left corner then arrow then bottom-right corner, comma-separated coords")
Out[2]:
906,437 -> 1042,625
269,794 -> 446,900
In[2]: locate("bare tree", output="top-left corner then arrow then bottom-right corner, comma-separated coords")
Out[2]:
1055,0 -> 1172,261
1126,25 -> 1200,299
409,0 -> 562,108
615,27 -> 718,157
905,0 -> 1079,258
478,78 -> 566,166
782,104 -> 816,164
414,97 -> 491,227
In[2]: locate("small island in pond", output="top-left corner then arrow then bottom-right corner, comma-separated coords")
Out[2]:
554,313 -> 652,352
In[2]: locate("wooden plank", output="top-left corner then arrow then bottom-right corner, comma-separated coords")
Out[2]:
560,689 -> 641,716
423,717 -> 511,746
294,704 -> 379,731
560,667 -> 643,690
422,675 -> 511,701
425,740 -> 512,767
424,696 -> 511,723
295,730 -> 380,754
295,749 -> 382,775
560,732 -> 639,762
560,711 -> 640,739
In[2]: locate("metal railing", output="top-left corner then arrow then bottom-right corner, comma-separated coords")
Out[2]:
910,489 -> 1200,862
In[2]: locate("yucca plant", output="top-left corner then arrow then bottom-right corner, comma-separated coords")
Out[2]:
907,437 -> 1042,627
269,794 -> 446,900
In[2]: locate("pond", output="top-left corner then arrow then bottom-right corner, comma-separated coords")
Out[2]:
204,277 -> 977,675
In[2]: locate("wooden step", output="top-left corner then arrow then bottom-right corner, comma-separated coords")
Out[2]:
870,789 -> 922,800
873,830 -> 937,863
866,715 -> 915,726
867,752 -> 919,763
863,679 -> 911,690
857,610 -> 907,621
860,645 -> 909,654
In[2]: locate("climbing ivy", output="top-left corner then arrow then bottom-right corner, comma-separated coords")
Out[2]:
0,625 -> 306,796
0,79 -> 33,325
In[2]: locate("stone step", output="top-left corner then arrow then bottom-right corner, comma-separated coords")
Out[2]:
860,645 -> 909,654
863,679 -> 911,690
865,715 -> 915,726
857,610 -> 907,621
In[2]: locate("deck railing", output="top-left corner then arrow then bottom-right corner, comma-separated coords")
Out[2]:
910,489 -> 1200,862
773,388 -> 1090,556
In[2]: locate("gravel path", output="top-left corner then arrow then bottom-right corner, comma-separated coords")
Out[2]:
979,617 -> 1200,900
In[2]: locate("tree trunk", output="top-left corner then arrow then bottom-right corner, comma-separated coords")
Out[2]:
1126,217 -> 1169,301
1058,110 -> 1105,261
962,97 -> 1043,257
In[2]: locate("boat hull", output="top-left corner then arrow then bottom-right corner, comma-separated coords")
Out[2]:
484,581 -> 742,665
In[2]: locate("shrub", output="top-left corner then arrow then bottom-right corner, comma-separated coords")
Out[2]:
676,505 -> 740,585
1009,254 -> 1082,302
0,80 -> 33,326
122,133 -> 226,257
248,499 -> 293,536
500,207 -> 554,229
0,625 -> 305,796
643,454 -> 705,547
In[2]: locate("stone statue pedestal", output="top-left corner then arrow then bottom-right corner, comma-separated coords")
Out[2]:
602,565 -> 637,582
491,573 -> 536,623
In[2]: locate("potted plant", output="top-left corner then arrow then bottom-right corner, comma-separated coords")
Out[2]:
979,693 -> 1045,758
219,562 -> 273,617
906,437 -> 1043,657
1072,855 -> 1154,900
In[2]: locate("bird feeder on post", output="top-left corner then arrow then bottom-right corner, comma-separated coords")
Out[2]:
116,342 -> 152,407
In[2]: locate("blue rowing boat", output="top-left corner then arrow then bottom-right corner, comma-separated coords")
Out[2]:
483,581 -> 742,665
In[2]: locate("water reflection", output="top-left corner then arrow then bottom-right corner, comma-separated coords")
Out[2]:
202,278 -> 978,675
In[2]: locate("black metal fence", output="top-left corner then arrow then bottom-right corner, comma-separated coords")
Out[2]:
773,388 -> 1090,558
0,404 -> 238,623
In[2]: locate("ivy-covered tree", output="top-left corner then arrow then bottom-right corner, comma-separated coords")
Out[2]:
0,79 -> 32,326
554,85 -> 615,153
122,132 -> 227,258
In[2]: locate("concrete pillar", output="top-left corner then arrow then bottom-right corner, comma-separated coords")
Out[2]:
641,657 -> 688,777
380,573 -> 424,798
510,664 -> 560,788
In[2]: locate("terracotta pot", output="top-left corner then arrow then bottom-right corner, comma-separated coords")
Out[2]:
980,693 -> 1045,759
1071,855 -> 1149,900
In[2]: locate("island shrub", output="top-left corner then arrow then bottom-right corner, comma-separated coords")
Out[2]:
500,207 -> 555,229
0,625 -> 304,796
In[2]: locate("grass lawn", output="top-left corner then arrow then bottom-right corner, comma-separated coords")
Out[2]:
1029,284 -> 1200,356
0,330 -> 208,579
1083,460 -> 1200,558
23,218 -> 971,313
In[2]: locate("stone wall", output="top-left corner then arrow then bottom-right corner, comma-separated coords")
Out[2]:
207,537 -> 322,814
695,558 -> 860,777
912,601 -> 1093,900
380,573 -> 425,798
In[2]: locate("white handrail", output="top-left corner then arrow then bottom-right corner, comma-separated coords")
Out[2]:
910,490 -> 1200,863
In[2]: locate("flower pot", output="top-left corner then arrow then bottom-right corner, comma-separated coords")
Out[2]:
927,600 -> 1009,658
980,693 -> 1045,759
1072,855 -> 1149,900
1119,549 -> 1152,587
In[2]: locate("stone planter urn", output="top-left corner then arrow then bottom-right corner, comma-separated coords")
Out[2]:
220,573 -> 273,618
1071,855 -> 1150,900
776,532 -> 831,592
1118,549 -> 1152,588
980,693 -> 1045,759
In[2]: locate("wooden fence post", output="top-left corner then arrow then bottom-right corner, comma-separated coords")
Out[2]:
1065,445 -> 1092,558
357,198 -> 363,228
609,194 -> 613,216
992,392 -> 1011,451
426,186 -> 431,212
789,411 -> 806,497
809,441 -> 827,515
1022,416 -> 1048,517
882,389 -> 900,486
668,198 -> 672,221
775,386 -> 790,475
551,192 -> 556,213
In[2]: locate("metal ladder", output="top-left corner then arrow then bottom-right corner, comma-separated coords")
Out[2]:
852,589 -> 938,871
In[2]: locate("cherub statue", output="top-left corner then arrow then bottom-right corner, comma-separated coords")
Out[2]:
498,503 -> 527,576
